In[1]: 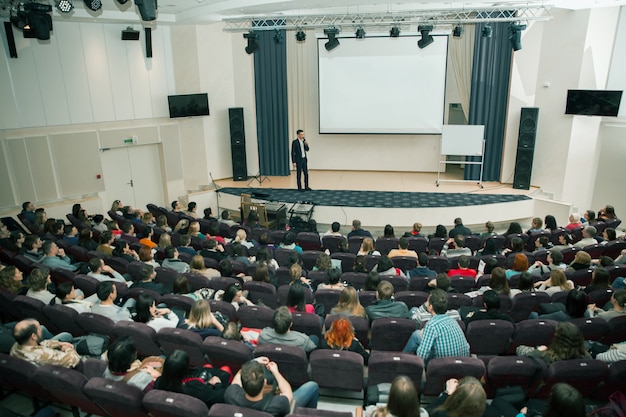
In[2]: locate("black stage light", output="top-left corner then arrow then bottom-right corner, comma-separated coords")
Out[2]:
56,0 -> 73,13
418,24 -> 434,49
509,22 -> 527,51
243,31 -> 259,54
21,2 -> 53,40
295,29 -> 306,42
482,25 -> 492,38
390,26 -> 400,37
324,27 -> 339,51
83,0 -> 101,11
273,29 -> 283,44
355,27 -> 366,39
116,0 -> 129,3
453,24 -> 463,37
135,0 -> 157,21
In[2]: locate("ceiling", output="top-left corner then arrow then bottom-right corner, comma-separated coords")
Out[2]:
4,0 -> 626,25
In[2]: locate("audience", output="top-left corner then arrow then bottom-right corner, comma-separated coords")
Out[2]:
365,281 -> 409,321
516,322 -> 589,365
365,375 -> 425,417
319,317 -> 369,364
258,306 -> 318,352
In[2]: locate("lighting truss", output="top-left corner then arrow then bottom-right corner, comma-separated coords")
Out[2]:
222,4 -> 552,32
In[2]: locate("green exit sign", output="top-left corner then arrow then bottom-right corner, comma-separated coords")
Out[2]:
123,138 -> 133,144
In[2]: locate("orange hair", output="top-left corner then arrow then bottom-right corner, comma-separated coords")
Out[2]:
325,317 -> 354,350
512,253 -> 529,272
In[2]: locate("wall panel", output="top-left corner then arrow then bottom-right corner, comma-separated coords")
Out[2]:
24,136 -> 57,201
80,23 -> 116,122
50,132 -> 104,196
10,36 -> 46,127
6,138 -> 36,203
0,142 -> 15,208
127,37 -> 153,120
35,38 -> 71,126
0,27 -> 20,130
147,27 -> 172,118
103,24 -> 134,120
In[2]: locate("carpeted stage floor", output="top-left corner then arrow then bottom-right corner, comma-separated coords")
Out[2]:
219,187 -> 531,209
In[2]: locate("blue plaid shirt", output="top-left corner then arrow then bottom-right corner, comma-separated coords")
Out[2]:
416,314 -> 470,362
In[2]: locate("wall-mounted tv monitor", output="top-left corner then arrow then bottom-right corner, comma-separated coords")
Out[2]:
565,90 -> 622,117
168,93 -> 210,118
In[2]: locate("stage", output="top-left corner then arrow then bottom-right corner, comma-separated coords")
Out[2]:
213,168 -> 571,234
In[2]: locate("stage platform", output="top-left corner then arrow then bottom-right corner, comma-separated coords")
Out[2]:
214,169 -> 571,233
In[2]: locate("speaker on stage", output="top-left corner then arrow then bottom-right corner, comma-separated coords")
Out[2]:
513,107 -> 539,190
229,107 -> 247,181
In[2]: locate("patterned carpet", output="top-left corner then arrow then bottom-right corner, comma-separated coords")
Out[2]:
219,187 -> 531,208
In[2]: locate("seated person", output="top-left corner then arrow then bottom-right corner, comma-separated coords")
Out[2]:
25,268 -> 56,304
587,289 -> 626,321
286,282 -> 315,314
10,319 -> 80,368
440,235 -> 472,258
104,337 -> 161,393
461,290 -> 514,325
365,375 -> 427,417
258,306 -> 318,352
130,264 -> 167,295
365,281 -> 409,321
387,237 -> 418,259
447,255 -> 477,279
224,357 -> 319,416
319,317 -> 369,364
178,299 -> 224,339
41,240 -> 79,272
516,322 -> 589,365
407,253 -> 437,278
133,294 -> 180,332
88,258 -> 128,284
53,282 -> 94,313
91,281 -> 133,322
316,268 -> 345,291
161,246 -> 190,273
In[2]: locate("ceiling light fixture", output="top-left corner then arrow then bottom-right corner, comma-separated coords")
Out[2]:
355,27 -> 366,39
324,27 -> 340,51
509,22 -> 527,51
453,24 -> 463,38
243,31 -> 259,54
55,0 -> 73,13
390,26 -> 400,37
482,24 -> 493,38
295,28 -> 306,42
83,0 -> 101,11
418,24 -> 434,49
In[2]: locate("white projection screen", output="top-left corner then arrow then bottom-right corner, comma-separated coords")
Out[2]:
318,35 -> 449,134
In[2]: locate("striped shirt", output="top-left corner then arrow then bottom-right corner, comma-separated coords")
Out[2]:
416,314 -> 469,362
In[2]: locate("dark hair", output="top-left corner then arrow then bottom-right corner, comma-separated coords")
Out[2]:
187,202 -> 196,212
383,224 -> 395,238
157,349 -> 189,393
545,215 -> 558,230
72,203 -> 81,218
435,273 -> 451,291
385,375 -> 421,417
418,252 -> 429,266
96,281 -> 115,301
482,290 -> 500,310
484,257 -> 500,275
544,383 -> 585,417
489,267 -> 510,296
518,272 -> 535,291
134,294 -> 156,323
112,239 -> 128,257
88,257 -> 102,272
435,377 -> 486,417
429,289 -> 448,314
434,225 -> 447,238
327,268 -> 341,285
331,222 -> 340,233
365,271 -> 380,291
24,234 -> 39,250
605,228 -> 617,241
139,264 -> 155,281
55,282 -> 74,300
13,320 -> 39,345
223,283 -> 242,303
565,289 -> 587,318
252,263 -> 270,283
591,268 -> 610,288
283,232 -> 296,246
510,237 -> 524,253
505,222 -> 523,236
172,275 -> 190,294
22,201 -> 31,211
107,337 -> 138,373
481,238 -> 497,256
171,201 -> 179,210
377,255 -> 394,273
353,255 -> 367,273
549,249 -> 563,264
546,322 -> 587,362
164,246 -> 176,259
219,260 -> 233,277
256,246 -> 272,263
272,306 -> 293,334
287,283 -> 307,312
241,360 -> 266,397
560,233 -> 573,245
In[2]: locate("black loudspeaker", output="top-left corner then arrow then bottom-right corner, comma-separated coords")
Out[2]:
4,22 -> 17,58
229,107 -> 247,181
144,27 -> 152,58
513,107 -> 539,190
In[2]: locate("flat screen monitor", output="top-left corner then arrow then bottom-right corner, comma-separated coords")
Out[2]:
168,93 -> 210,118
565,90 -> 622,117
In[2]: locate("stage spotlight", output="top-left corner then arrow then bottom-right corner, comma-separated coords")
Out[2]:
83,0 -> 101,11
417,24 -> 434,49
390,26 -> 400,37
273,29 -> 283,44
324,27 -> 340,51
453,24 -> 463,37
243,31 -> 259,54
135,0 -> 157,20
355,27 -> 365,39
482,25 -> 492,38
509,22 -> 527,51
20,2 -> 53,40
55,0 -> 73,13
295,29 -> 306,42
116,0 -> 129,3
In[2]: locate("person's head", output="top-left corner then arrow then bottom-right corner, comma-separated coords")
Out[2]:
545,215 -> 558,230
510,237 -> 524,253
569,213 -> 581,224
334,286 -> 362,313
481,238 -> 497,256
22,201 -> 34,212
327,268 -> 341,285
548,249 -> 563,265
482,290 -> 501,310
8,231 -> 25,249
546,322 -> 587,362
13,319 -> 42,346
134,293 -> 156,323
559,233 -> 573,246
111,199 -> 122,211
172,275 -> 190,295
361,237 -> 375,253
612,289 -> 626,308
453,235 -> 465,249
287,283 -> 307,311
223,282 -> 243,304
247,210 -> 259,225
138,245 -> 153,262
190,254 -> 206,271
454,218 -> 463,226
385,375 -> 420,417
384,224 -> 395,237
353,255 -> 367,273
42,240 -> 57,256
171,200 -> 181,211
272,306 -> 293,334
88,257 -> 103,273
107,337 -> 138,373
282,232 -> 296,246
27,267 -> 50,291
240,360 -> 267,397
96,281 -> 116,301
418,252 -> 429,267
112,239 -> 128,257
377,255 -> 394,273
434,224 -> 447,238
436,377 -> 486,417
164,246 -> 178,260
485,221 -> 494,233
457,255 -> 470,269
235,229 -> 248,243
506,222 -> 522,235
78,227 -> 92,243
565,289 -> 587,318
203,207 -> 213,219
328,221 -> 340,233
435,273 -> 451,291
156,215 -> 168,228
187,299 -> 213,328
289,263 -> 303,284
187,221 -> 200,236
511,253 -> 529,272
288,251 -> 301,267
544,383 -> 585,417
531,217 -> 543,229
219,260 -> 233,277
398,236 -> 409,250
536,236 -> 550,249
518,272 -> 535,291
489,267 -> 510,295
222,322 -> 242,341
0,266 -> 23,293
582,226 -> 597,239
121,221 -> 134,234
427,288 -> 448,315
187,202 -> 197,213
604,228 -> 617,241
365,271 -> 380,291
253,263 -> 270,283
550,269 -> 569,289
324,317 -> 355,350
591,268 -> 610,288
483,257 -> 500,275
604,205 -> 616,218
584,210 -> 596,223
376,280 -> 394,300
315,253 -> 333,271
142,212 -> 154,225
34,210 -> 46,226
352,219 -> 362,230
139,264 -> 156,282
159,349 -> 189,393
412,222 -> 422,234
571,250 -> 591,266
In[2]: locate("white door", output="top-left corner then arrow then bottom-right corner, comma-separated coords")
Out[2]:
100,144 -> 165,211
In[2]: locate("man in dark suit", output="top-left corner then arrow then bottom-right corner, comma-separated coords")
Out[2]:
291,129 -> 311,191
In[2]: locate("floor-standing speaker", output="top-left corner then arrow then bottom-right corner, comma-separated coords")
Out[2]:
229,107 -> 247,181
513,107 -> 539,190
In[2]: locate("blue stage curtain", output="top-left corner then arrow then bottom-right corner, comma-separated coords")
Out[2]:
253,28 -> 290,176
465,21 -> 513,181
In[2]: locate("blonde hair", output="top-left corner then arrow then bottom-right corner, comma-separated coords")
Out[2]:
572,251 -> 591,266
158,233 -> 172,249
290,263 -> 303,283
190,255 -> 206,271
331,286 -> 366,317
187,222 -> 200,235
361,237 -> 375,253
186,299 -> 213,329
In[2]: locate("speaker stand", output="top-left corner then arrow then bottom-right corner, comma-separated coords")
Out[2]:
247,171 -> 270,187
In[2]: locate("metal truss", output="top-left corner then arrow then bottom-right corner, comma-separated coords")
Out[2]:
222,4 -> 552,32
